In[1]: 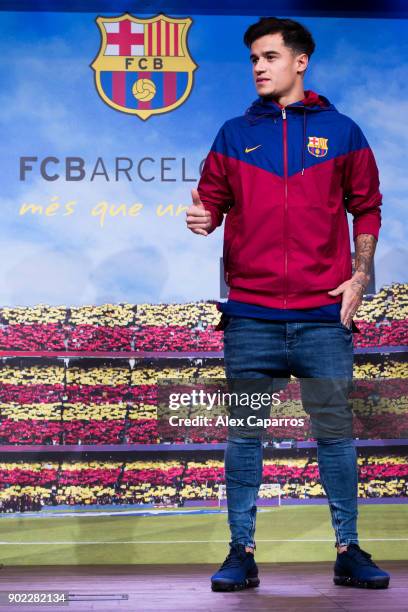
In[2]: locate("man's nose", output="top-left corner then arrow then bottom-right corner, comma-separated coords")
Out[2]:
254,59 -> 267,72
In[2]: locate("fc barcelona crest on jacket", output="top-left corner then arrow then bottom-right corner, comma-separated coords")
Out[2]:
91,13 -> 197,120
307,136 -> 328,158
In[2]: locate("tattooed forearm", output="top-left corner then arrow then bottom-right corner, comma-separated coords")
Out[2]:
328,233 -> 378,327
353,233 -> 377,291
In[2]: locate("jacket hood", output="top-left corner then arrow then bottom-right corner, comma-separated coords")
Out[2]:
245,90 -> 337,176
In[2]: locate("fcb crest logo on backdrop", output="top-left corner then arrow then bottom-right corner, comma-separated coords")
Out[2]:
91,13 -> 197,120
307,136 -> 328,158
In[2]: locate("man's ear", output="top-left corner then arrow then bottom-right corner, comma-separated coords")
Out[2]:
297,53 -> 308,75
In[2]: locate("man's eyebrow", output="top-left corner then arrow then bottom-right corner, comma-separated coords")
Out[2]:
249,50 -> 281,60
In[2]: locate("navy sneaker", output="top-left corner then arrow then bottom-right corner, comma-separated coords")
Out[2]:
211,543 -> 260,592
334,543 -> 390,589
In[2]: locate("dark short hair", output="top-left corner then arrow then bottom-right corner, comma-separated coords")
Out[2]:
243,17 -> 316,59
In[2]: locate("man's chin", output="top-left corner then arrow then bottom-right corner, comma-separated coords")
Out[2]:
258,89 -> 276,98
256,85 -> 276,98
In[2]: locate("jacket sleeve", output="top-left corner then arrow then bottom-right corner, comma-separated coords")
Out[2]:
197,122 -> 234,234
343,122 -> 382,241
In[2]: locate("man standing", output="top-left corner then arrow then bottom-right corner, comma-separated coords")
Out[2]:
186,17 -> 390,591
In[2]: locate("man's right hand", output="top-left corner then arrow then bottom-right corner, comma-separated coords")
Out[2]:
186,188 -> 213,236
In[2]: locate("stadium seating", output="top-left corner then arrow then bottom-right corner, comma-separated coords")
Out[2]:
0,453 -> 407,511
0,284 -> 406,509
0,283 -> 405,351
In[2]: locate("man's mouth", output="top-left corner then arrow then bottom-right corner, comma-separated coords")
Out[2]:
256,78 -> 270,83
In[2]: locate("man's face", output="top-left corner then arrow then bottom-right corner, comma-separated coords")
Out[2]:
250,32 -> 305,98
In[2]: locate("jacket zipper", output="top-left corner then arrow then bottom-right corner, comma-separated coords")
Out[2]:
282,107 -> 288,308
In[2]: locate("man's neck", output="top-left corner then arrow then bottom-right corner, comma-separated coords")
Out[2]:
263,87 -> 305,108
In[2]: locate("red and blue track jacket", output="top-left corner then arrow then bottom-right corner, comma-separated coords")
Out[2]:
197,89 -> 382,309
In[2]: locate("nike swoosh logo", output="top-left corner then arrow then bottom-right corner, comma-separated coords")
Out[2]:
245,145 -> 262,153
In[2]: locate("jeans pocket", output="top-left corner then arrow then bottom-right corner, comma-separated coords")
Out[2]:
223,315 -> 248,335
339,321 -> 353,333
215,313 -> 231,331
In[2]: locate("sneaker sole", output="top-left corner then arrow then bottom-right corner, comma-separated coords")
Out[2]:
334,575 -> 390,589
211,576 -> 260,592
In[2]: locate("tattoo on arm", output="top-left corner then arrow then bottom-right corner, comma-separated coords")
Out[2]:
353,233 -> 377,292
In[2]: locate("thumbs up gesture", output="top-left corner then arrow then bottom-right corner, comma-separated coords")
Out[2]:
186,188 -> 213,236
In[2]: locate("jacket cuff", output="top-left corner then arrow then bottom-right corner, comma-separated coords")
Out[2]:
202,203 -> 223,234
353,214 -> 381,241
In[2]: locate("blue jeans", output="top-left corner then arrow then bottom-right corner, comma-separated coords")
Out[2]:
222,316 -> 358,549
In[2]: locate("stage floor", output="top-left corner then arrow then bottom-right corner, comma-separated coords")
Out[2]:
0,562 -> 406,611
